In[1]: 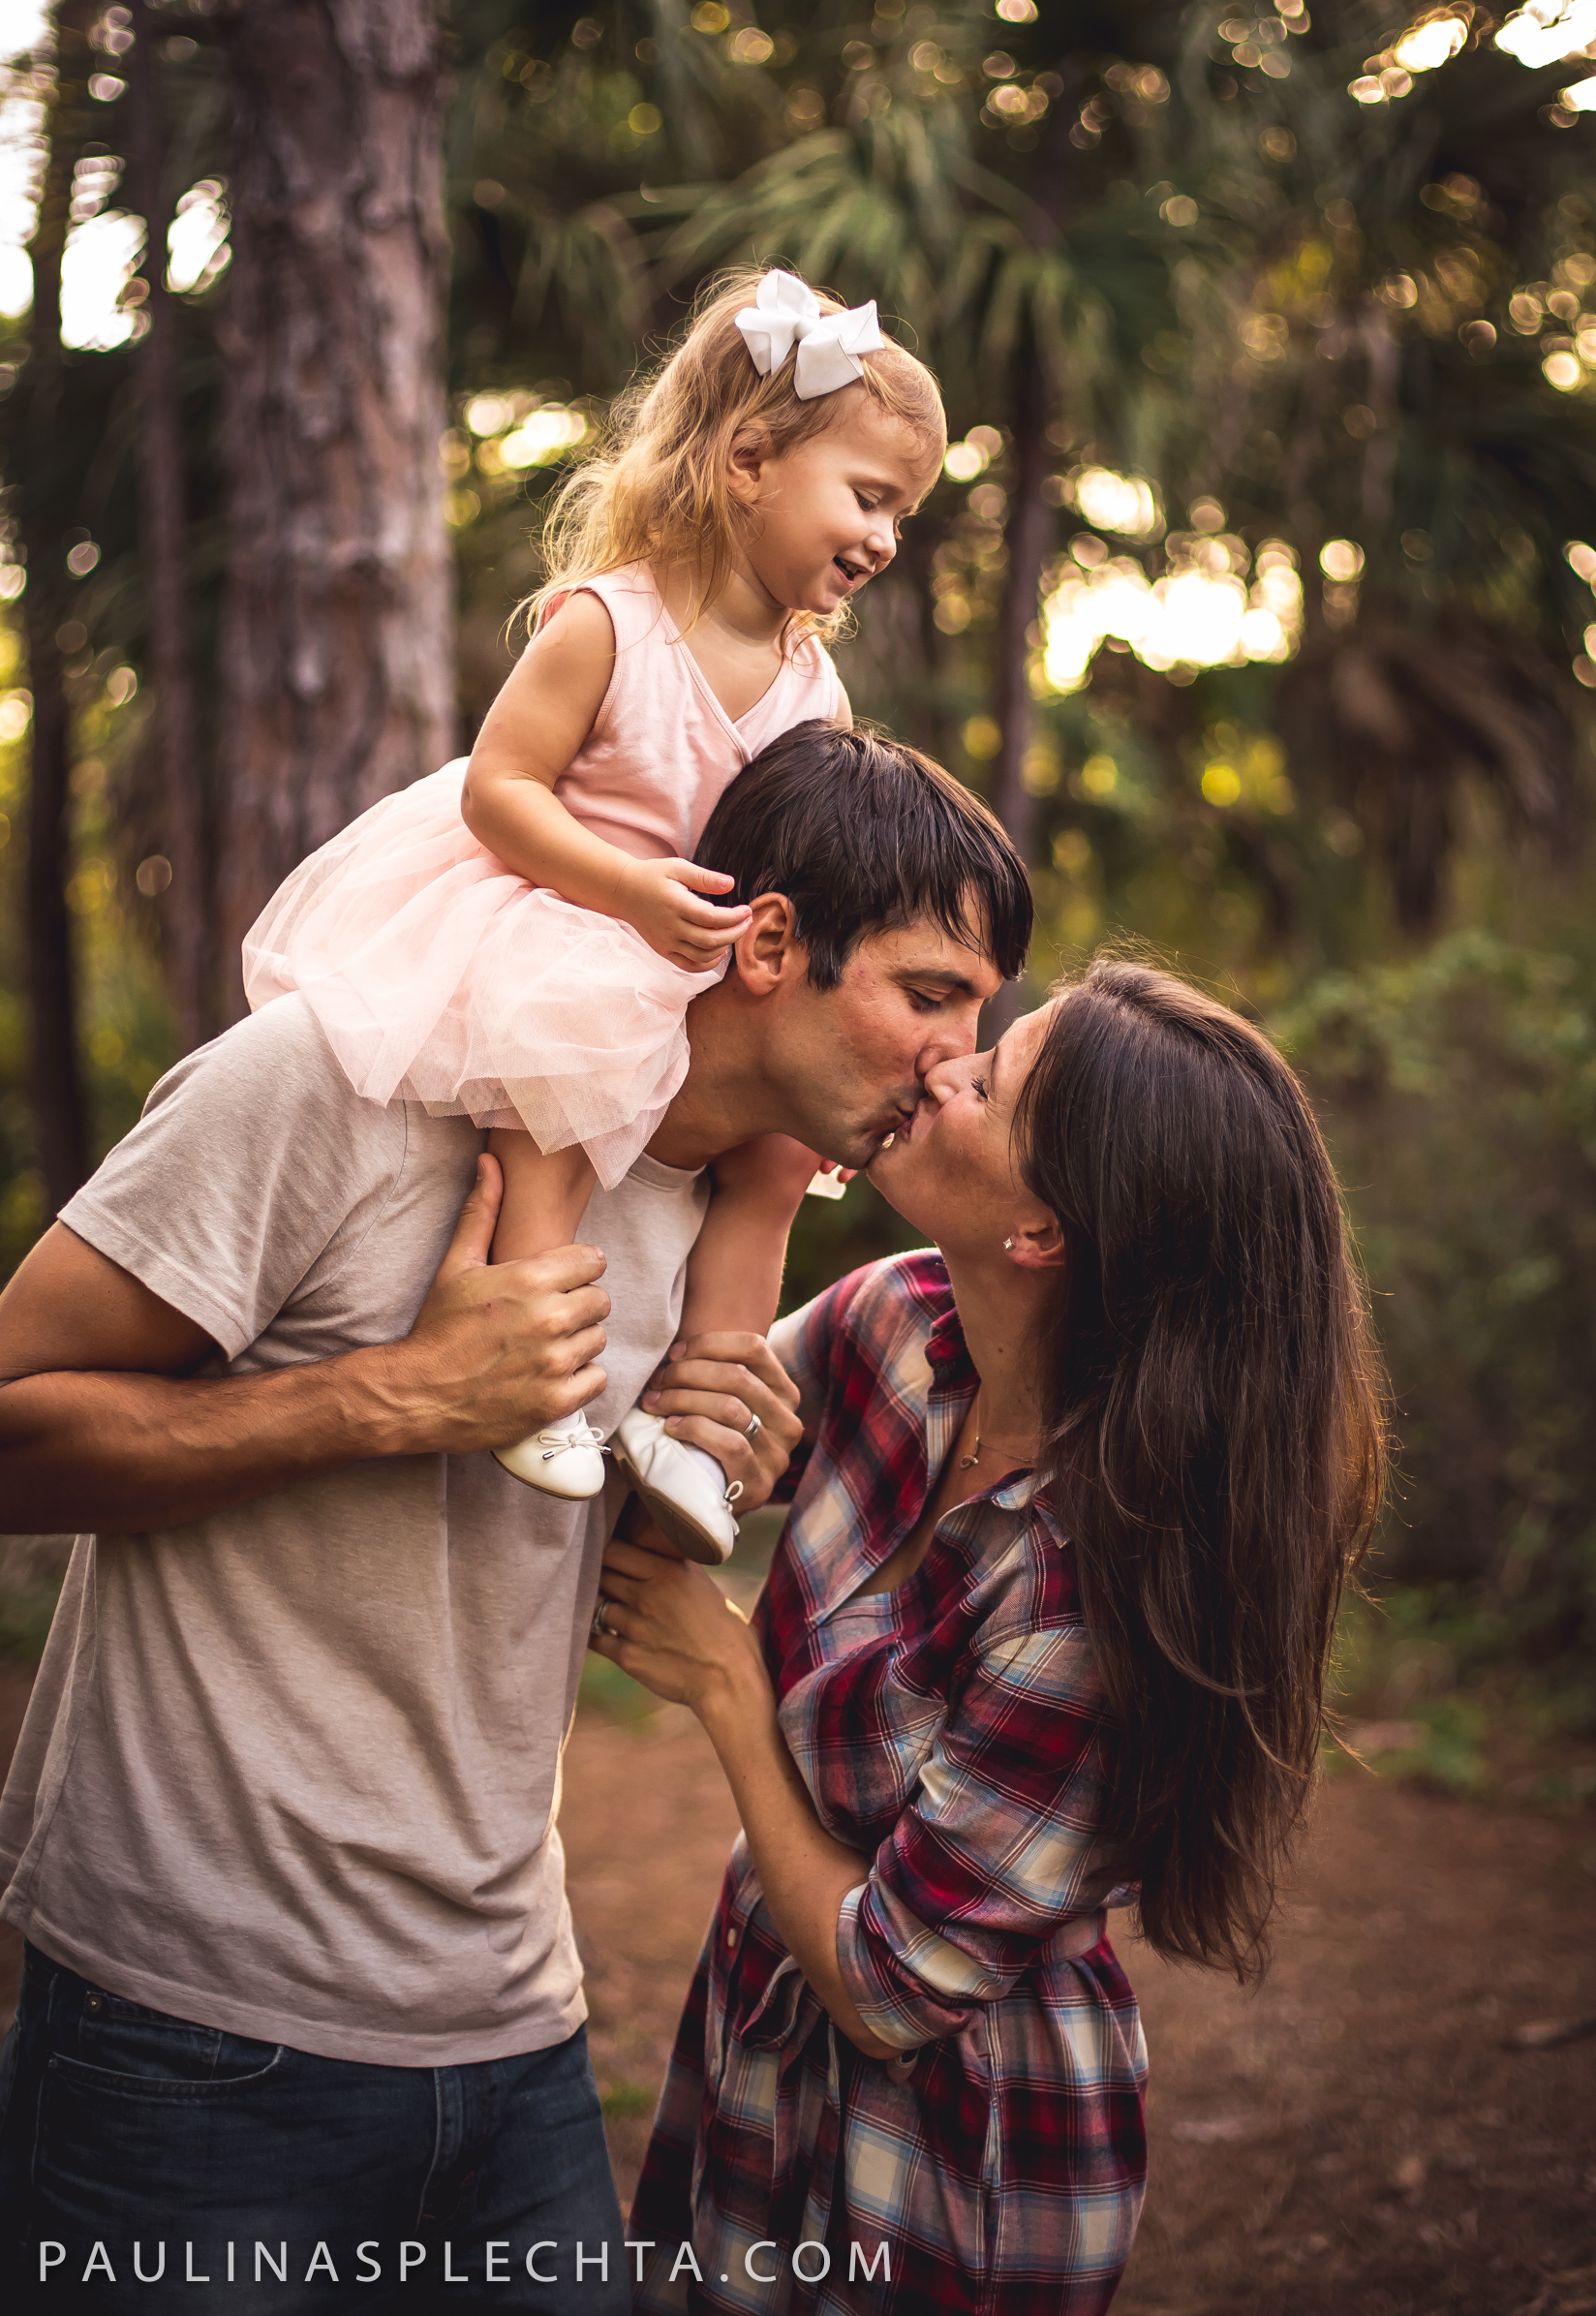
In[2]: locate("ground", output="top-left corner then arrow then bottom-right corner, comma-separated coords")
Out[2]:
1,1659 -> 1592,2314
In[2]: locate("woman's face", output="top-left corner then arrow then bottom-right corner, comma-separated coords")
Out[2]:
869,1000 -> 1061,1260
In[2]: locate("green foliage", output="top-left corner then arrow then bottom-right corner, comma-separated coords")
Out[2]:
1326,1580 -> 1596,1799
598,2077 -> 657,2119
1280,928 -> 1596,1704
577,1646 -> 659,1725
0,608 -> 173,1272
780,1168 -> 924,1318
0,1564 -> 63,1664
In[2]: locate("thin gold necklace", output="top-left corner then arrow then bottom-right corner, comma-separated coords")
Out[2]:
957,1392 -> 1037,1471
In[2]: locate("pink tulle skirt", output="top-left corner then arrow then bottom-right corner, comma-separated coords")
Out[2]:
242,762 -> 726,1190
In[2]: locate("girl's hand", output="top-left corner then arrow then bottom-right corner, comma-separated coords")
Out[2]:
618,858 -> 752,971
591,1533 -> 771,1715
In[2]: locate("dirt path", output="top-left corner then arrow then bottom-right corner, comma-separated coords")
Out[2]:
562,1704 -> 1596,2316
3,1666 -> 1593,2312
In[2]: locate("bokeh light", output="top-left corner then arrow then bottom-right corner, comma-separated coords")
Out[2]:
465,392 -> 515,436
168,181 -> 230,295
60,209 -> 143,349
1495,1 -> 1596,67
499,406 -> 590,466
1320,539 -> 1366,580
943,425 -> 1003,483
1040,534 -> 1302,691
457,393 -> 591,474
1392,17 -> 1468,73
1068,466 -> 1159,537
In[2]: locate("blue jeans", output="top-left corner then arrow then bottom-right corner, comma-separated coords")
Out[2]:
0,1943 -> 630,2311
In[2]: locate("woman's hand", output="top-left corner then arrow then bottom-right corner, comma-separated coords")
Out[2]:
640,1329 -> 801,1511
594,1514 -> 897,2064
617,857 -> 752,971
591,1533 -> 771,1715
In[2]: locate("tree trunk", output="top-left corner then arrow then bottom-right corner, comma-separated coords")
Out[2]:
20,4 -> 95,1213
983,335 -> 1053,1037
216,0 -> 454,1018
988,336 -> 1053,870
126,0 -> 209,1051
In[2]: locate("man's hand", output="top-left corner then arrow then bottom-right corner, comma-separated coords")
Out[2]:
377,1154 -> 610,1455
617,857 -> 752,972
0,1155 -> 613,1533
637,1329 -> 802,1512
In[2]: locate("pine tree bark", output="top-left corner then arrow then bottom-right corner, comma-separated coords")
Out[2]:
988,334 -> 1052,875
126,0 -> 209,1050
216,0 -> 454,1017
980,98 -> 1081,1047
20,4 -> 96,1213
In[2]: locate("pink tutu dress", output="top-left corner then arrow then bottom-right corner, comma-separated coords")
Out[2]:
242,565 -> 845,1189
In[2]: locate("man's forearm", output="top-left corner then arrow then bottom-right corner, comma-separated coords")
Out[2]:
0,1346 -> 417,1534
0,1164 -> 611,1536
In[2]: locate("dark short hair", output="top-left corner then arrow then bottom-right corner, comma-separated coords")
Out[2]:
693,721 -> 1032,987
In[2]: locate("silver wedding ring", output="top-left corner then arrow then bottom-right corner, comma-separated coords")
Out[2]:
591,1598 -> 613,1641
743,1410 -> 762,1441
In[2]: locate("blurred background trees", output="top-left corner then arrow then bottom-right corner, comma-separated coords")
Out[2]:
0,0 -> 1593,1739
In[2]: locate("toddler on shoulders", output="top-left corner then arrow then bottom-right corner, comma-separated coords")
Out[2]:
245,268 -> 947,1558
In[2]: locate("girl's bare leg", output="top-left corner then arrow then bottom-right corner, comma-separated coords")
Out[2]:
487,1128 -> 605,1496
676,1133 -> 821,1342
487,1127 -> 597,1263
615,1136 -> 820,1559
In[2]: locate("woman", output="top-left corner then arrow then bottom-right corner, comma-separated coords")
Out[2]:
591,960 -> 1387,2315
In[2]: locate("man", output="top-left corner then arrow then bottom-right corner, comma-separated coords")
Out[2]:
0,726 -> 1029,2308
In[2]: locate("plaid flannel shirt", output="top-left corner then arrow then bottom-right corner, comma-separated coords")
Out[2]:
630,1253 -> 1147,2316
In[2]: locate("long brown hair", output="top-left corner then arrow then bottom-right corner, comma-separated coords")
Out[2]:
1015,959 -> 1387,1981
522,267 -> 946,647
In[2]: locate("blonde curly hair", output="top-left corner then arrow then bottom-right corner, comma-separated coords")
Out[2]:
522,267 -> 946,649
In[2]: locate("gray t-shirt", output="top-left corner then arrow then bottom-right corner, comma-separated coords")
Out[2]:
0,994 -> 708,2065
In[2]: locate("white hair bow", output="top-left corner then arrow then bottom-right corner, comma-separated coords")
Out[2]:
734,271 -> 885,400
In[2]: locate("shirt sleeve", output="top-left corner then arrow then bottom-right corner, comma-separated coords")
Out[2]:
766,1264 -> 874,1498
833,1620 -> 1113,2050
59,996 -> 408,1361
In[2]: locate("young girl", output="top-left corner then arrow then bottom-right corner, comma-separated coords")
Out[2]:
242,268 -> 947,1560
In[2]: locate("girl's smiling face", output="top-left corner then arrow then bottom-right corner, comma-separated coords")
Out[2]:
727,396 -> 942,617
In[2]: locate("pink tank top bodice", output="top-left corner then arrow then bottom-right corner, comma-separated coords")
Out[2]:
550,563 -> 846,863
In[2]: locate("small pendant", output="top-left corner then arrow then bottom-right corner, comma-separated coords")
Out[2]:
957,1436 -> 982,1470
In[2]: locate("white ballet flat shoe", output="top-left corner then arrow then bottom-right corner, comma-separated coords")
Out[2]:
494,1411 -> 608,1498
612,1407 -> 741,1565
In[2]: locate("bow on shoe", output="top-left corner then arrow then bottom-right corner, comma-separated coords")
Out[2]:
734,270 -> 885,400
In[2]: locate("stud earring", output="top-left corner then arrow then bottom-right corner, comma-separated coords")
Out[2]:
1003,1237 -> 1015,1251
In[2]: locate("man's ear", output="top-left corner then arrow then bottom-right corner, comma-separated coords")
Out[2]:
729,892 -> 801,995
726,421 -> 772,507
